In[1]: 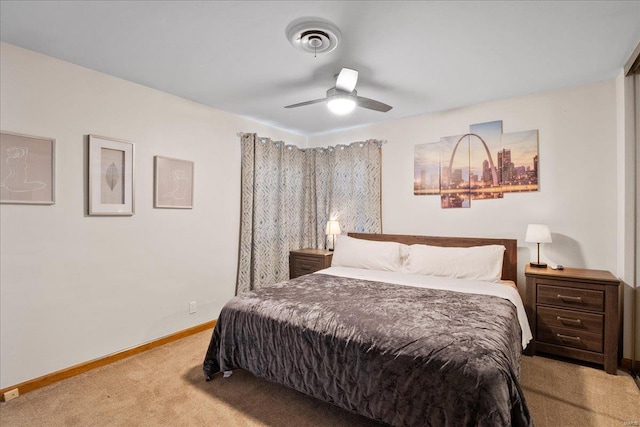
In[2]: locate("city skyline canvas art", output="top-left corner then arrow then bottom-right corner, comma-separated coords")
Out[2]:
414,120 -> 539,209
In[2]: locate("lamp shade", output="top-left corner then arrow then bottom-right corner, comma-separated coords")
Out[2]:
525,224 -> 552,243
325,220 -> 341,236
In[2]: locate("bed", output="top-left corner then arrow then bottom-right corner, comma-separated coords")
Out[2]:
203,233 -> 533,426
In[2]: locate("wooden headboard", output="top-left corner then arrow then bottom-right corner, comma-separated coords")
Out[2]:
348,233 -> 518,283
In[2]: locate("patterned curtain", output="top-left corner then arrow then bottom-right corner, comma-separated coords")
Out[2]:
237,134 -> 383,293
325,141 -> 383,235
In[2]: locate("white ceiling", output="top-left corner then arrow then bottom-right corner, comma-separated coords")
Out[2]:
1,1 -> 639,136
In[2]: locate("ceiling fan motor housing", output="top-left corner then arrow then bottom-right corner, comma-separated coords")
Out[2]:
326,87 -> 356,99
286,19 -> 342,55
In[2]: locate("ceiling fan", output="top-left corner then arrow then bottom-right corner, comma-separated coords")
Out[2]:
284,68 -> 393,115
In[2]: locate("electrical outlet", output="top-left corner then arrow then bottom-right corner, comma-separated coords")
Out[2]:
3,388 -> 19,402
189,301 -> 196,314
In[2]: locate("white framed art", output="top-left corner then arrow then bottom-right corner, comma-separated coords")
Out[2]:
154,156 -> 194,209
88,134 -> 134,216
0,131 -> 56,205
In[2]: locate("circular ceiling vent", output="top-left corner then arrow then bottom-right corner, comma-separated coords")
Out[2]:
286,18 -> 342,55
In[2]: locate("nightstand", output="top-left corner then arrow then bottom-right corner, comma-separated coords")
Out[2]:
525,265 -> 621,374
289,249 -> 333,279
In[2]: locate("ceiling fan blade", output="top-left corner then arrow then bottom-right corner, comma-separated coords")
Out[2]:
335,68 -> 358,92
356,96 -> 393,112
284,98 -> 326,109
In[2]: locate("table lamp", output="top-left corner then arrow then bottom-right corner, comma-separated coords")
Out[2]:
325,220 -> 341,251
525,224 -> 552,268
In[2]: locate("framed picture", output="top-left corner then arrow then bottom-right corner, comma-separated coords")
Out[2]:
1,131 -> 55,205
154,156 -> 194,209
89,135 -> 134,216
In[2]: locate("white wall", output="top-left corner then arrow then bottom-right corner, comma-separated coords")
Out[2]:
309,80 -> 634,358
0,43 -> 304,388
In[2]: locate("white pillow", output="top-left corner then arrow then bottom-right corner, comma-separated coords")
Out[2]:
331,235 -> 408,272
404,244 -> 505,282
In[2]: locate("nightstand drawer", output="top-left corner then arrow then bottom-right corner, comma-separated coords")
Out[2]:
537,325 -> 603,353
537,306 -> 603,335
537,282 -> 604,312
292,256 -> 325,276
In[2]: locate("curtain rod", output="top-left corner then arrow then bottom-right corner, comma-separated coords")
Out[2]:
237,132 -> 387,147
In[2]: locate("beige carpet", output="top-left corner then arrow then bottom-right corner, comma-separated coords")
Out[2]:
1,329 -> 638,426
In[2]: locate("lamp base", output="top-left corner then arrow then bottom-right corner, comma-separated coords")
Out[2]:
529,262 -> 548,268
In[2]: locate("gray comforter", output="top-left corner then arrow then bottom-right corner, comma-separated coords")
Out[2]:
203,273 -> 532,427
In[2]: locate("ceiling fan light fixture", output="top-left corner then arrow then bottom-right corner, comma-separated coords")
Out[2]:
326,87 -> 357,115
327,97 -> 356,115
284,69 -> 392,113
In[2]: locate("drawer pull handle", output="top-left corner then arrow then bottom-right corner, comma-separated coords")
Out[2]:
557,294 -> 582,303
300,266 -> 312,271
557,333 -> 581,342
556,316 -> 581,325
